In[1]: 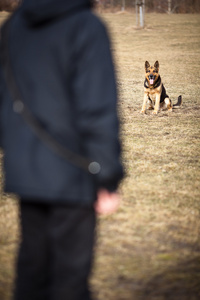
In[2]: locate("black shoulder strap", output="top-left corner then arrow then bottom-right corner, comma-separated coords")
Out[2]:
0,18 -> 100,175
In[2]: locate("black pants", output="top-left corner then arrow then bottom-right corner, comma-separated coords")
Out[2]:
14,201 -> 96,300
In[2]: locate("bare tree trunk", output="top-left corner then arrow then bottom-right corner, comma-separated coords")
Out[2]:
143,0 -> 145,26
136,0 -> 145,28
158,0 -> 161,11
0,0 -> 21,12
122,0 -> 125,11
168,0 -> 171,14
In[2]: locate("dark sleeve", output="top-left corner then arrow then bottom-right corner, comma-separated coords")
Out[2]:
0,67 -> 3,149
71,14 -> 124,191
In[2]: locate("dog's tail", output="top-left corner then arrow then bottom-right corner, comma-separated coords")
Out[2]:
173,95 -> 182,108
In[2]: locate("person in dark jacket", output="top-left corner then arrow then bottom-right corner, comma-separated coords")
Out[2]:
0,0 -> 123,299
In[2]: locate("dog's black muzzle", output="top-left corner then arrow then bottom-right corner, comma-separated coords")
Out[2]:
148,74 -> 155,85
149,74 -> 155,80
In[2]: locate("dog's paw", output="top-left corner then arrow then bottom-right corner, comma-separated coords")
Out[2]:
140,110 -> 146,114
153,110 -> 158,115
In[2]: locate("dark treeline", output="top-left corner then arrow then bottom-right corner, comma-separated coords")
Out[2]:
0,0 -> 199,13
97,0 -> 200,13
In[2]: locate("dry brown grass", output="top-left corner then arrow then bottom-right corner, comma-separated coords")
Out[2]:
0,12 -> 200,300
91,12 -> 200,300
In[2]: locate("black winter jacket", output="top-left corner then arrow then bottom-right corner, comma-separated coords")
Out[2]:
0,0 -> 123,205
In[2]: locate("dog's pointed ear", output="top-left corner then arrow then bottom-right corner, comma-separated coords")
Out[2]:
154,61 -> 159,71
145,61 -> 150,71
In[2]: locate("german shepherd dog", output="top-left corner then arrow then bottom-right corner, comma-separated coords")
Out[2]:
141,61 -> 182,114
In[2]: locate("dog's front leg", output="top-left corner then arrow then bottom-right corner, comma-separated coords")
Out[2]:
153,93 -> 160,114
141,93 -> 148,114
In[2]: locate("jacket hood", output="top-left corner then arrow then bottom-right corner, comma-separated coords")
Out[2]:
21,0 -> 92,25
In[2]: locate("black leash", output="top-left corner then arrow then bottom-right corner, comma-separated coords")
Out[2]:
0,18 -> 101,175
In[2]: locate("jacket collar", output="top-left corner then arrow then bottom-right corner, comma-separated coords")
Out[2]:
21,0 -> 91,25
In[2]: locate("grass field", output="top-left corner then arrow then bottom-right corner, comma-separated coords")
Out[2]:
0,11 -> 200,300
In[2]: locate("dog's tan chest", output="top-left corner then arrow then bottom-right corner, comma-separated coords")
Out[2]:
144,85 -> 161,95
148,93 -> 156,102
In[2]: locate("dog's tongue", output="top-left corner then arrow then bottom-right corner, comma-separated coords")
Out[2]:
150,79 -> 154,85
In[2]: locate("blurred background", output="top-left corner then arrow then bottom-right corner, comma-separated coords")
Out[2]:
0,1 -> 200,300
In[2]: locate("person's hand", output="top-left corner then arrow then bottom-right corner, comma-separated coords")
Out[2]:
94,189 -> 120,215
